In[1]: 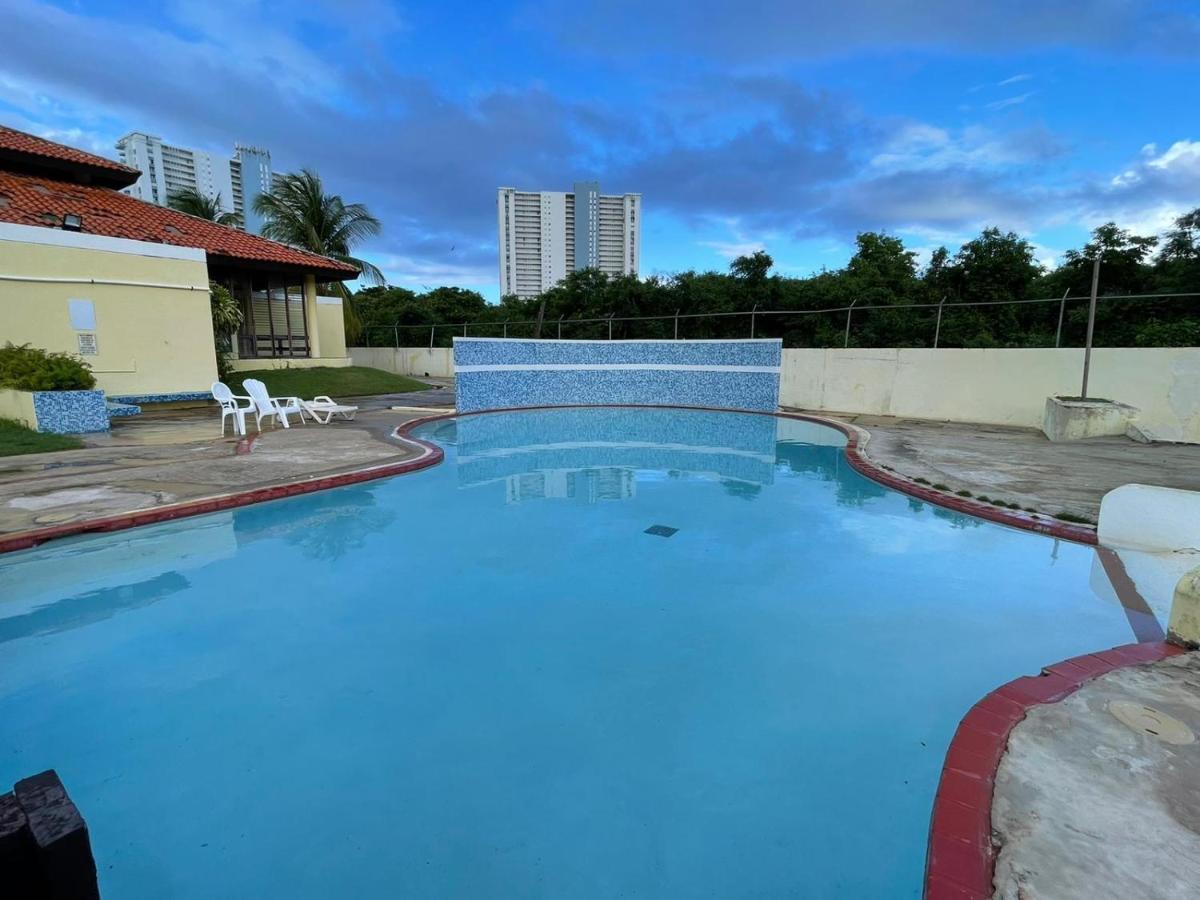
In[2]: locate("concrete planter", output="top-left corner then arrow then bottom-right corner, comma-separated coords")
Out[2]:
1041,395 -> 1136,442
0,388 -> 110,433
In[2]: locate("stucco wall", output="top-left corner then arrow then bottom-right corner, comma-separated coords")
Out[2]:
350,346 -> 455,378
227,356 -> 352,372
779,348 -> 1200,443
314,296 -> 347,359
0,224 -> 218,396
0,389 -> 37,428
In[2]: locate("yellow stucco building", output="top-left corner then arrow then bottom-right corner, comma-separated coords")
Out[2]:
0,124 -> 358,405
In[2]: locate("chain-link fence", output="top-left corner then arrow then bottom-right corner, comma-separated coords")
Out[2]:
359,291 -> 1200,350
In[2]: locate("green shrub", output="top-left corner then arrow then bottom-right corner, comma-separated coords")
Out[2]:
0,343 -> 96,391
1054,511 -> 1095,525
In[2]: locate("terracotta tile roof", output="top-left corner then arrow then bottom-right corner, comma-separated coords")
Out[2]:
0,170 -> 360,279
0,125 -> 139,188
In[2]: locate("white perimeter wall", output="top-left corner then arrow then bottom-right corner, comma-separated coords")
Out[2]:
351,346 -> 455,379
781,348 -> 1200,443
354,345 -> 1200,443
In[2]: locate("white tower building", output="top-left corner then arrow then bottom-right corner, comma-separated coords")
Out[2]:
114,132 -> 275,233
497,182 -> 641,298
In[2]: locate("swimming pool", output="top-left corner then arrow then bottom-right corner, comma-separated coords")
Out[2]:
0,407 -> 1144,898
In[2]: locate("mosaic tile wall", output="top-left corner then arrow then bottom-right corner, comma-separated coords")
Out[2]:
454,339 -> 782,413
107,391 -> 212,405
31,390 -> 110,433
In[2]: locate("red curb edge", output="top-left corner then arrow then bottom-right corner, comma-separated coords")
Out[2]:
0,433 -> 444,555
0,404 -> 1095,555
923,640 -> 1189,899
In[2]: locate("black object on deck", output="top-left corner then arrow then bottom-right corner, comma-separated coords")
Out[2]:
1,770 -> 99,899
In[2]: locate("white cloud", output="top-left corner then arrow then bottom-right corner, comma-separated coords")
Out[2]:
985,91 -> 1035,111
374,253 -> 495,288
1146,139 -> 1200,174
869,122 -> 1060,173
700,240 -> 766,260
998,73 -> 1033,86
697,217 -> 774,261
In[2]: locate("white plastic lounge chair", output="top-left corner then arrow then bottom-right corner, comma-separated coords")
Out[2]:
241,378 -> 304,430
298,396 -> 359,424
212,381 -> 254,436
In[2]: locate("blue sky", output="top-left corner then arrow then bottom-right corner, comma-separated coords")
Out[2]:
2,0 -> 1198,299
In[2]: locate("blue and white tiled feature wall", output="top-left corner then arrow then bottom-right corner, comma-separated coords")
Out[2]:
31,390 -> 110,433
453,338 -> 782,413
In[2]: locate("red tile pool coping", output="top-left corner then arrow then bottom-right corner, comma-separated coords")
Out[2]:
924,640 -> 1189,899
0,441 -> 444,554
0,404 -> 1096,555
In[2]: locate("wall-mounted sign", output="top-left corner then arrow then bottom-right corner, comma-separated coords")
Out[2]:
77,333 -> 98,355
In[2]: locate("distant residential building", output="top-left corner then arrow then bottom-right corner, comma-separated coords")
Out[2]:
497,182 -> 641,298
114,132 -> 275,233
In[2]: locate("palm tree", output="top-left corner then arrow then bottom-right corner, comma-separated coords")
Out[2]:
253,169 -> 383,341
168,188 -> 243,228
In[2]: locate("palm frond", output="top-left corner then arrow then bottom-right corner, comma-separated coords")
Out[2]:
168,188 -> 240,228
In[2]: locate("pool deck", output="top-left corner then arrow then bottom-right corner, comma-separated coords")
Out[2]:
809,412 -> 1200,523
0,385 -> 452,540
987,649 -> 1200,900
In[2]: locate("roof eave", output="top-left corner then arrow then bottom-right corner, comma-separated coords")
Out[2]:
0,149 -> 139,190
206,253 -> 359,281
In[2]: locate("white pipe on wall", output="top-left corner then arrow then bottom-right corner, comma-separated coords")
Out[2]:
0,274 -> 208,291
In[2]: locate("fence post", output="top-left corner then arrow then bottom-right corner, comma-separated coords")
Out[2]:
1055,289 -> 1070,348
429,325 -> 435,350
393,325 -> 399,349
750,303 -> 758,338
503,320 -> 508,338
933,296 -> 946,348
674,309 -> 680,340
558,315 -> 564,339
844,299 -> 859,348
608,314 -> 614,340
463,323 -> 468,337
1080,258 -> 1101,399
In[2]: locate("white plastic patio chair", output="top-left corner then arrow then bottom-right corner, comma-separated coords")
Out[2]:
241,378 -> 305,430
298,395 -> 359,424
212,381 -> 254,436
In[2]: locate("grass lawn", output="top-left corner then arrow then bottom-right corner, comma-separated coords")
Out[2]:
0,417 -> 85,457
230,366 -> 432,398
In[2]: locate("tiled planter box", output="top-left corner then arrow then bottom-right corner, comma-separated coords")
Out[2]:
0,388 -> 110,433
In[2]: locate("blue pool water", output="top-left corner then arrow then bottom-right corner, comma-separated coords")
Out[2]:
0,408 -> 1141,898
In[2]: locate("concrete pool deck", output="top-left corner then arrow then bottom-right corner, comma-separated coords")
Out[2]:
0,387 -> 451,540
989,650 -> 1200,900
806,412 -> 1200,523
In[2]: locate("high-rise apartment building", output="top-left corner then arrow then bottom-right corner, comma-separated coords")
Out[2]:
497,182 -> 640,298
114,133 -> 274,233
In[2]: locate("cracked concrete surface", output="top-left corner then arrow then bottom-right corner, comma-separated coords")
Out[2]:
0,396 -> 443,536
992,652 -> 1200,900
814,413 -> 1200,521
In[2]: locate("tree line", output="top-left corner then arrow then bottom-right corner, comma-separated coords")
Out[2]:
357,211 -> 1200,349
